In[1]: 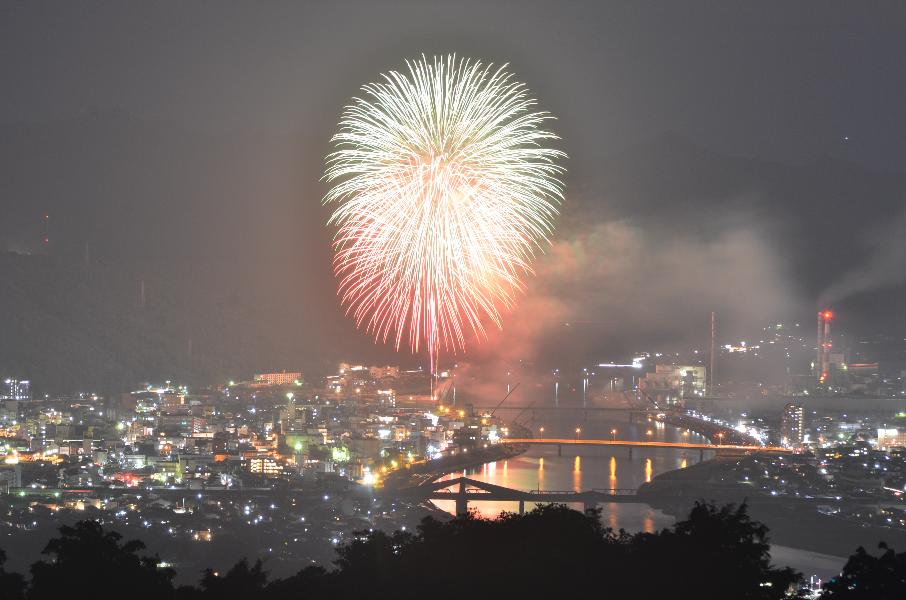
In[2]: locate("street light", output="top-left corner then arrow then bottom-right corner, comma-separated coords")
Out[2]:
539,427 -> 545,439
610,428 -> 617,442
646,429 -> 653,438
575,427 -> 581,441
717,432 -> 725,445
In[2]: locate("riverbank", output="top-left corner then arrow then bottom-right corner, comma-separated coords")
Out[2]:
637,458 -> 906,558
661,412 -> 758,445
381,442 -> 528,493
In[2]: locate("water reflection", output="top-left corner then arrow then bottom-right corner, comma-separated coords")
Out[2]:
426,394 -> 841,579
643,513 -> 655,533
430,409 -> 709,531
573,456 -> 582,491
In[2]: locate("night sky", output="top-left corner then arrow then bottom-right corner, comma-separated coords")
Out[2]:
1,2 -> 905,387
4,2 -> 905,169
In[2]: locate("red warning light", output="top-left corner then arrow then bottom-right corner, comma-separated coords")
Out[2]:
820,310 -> 833,321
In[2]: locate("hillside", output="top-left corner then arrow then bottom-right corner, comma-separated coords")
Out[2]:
2,115 -> 905,390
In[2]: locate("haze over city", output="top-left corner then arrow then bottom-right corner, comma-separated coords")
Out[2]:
2,2 -> 906,391
1,3 -> 906,599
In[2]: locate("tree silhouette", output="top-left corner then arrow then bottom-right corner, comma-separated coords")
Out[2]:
305,501 -> 800,600
821,542 -> 906,599
0,548 -> 26,600
0,502 -> 813,600
625,502 -> 802,599
27,521 -> 174,600
176,559 -> 268,598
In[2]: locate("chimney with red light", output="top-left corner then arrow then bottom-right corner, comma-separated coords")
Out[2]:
816,310 -> 833,384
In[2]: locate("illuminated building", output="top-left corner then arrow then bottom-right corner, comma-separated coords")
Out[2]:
639,365 -> 706,400
248,457 -> 281,477
253,371 -> 303,387
877,428 -> 906,449
1,379 -> 30,401
781,403 -> 804,448
369,365 -> 400,380
377,389 -> 396,407
159,391 -> 186,408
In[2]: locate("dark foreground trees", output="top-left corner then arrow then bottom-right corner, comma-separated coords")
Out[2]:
26,521 -> 175,600
820,542 -> 906,599
0,549 -> 25,600
0,501 -> 901,600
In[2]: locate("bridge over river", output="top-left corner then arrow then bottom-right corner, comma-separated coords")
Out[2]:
397,476 -> 642,516
395,474 -> 887,518
498,438 -> 788,460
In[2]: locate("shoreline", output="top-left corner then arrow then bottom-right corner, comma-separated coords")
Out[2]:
380,443 -> 528,520
382,443 -> 528,491
637,458 -> 906,559
381,434 -> 866,576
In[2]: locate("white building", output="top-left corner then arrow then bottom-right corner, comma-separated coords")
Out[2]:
639,365 -> 706,398
253,372 -> 302,387
781,403 -> 805,448
877,428 -> 906,450
1,379 -> 30,401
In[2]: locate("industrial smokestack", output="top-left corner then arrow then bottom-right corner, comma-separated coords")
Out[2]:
709,311 -> 715,396
816,309 -> 833,384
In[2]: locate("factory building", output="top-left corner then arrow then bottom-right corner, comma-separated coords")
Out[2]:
639,365 -> 706,401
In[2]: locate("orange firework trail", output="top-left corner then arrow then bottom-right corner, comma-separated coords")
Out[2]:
324,55 -> 566,372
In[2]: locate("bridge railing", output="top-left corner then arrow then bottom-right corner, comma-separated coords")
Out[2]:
589,488 -> 637,496
523,489 -> 637,497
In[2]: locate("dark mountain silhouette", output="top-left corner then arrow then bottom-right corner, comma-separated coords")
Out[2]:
592,131 -> 906,293
1,114 -> 904,390
586,131 -> 906,334
0,112 -> 363,393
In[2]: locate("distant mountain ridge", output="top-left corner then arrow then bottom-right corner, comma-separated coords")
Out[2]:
589,130 -> 906,301
2,114 -> 904,391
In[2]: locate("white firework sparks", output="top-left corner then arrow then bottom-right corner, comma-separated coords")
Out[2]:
324,54 -> 566,371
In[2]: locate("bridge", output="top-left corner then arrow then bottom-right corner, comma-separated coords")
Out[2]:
471,405 -> 654,422
472,405 -> 647,413
397,476 -> 641,516
397,475 -> 884,518
498,438 -> 789,459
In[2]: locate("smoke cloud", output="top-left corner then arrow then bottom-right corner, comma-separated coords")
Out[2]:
462,211 -> 799,376
820,209 -> 906,306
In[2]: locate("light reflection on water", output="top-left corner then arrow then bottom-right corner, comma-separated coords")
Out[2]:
432,450 -> 689,533
430,409 -> 708,533
428,404 -> 847,578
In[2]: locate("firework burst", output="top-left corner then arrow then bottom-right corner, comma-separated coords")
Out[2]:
324,55 -> 565,371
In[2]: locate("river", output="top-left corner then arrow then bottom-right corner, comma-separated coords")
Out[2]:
430,402 -> 847,582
